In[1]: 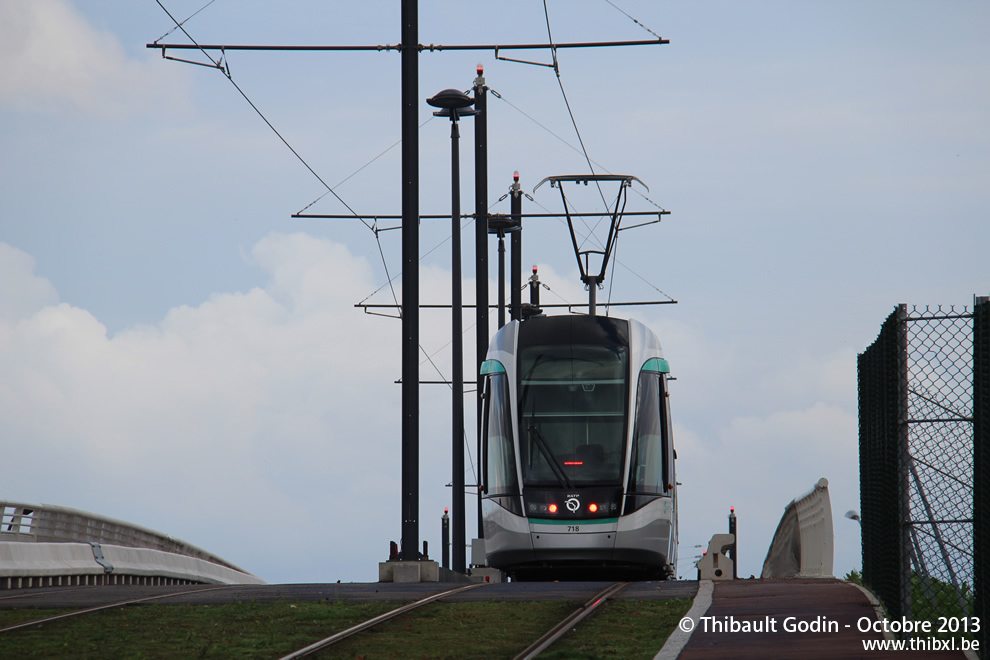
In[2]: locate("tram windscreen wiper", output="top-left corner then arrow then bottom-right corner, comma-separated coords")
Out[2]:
527,424 -> 573,489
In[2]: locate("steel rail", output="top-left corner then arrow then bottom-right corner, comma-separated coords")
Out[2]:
279,582 -> 486,659
513,582 -> 629,660
0,584 -> 120,602
0,585 -> 232,634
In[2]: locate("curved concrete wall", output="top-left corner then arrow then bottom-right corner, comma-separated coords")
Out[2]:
761,477 -> 834,578
1,500 -> 265,588
0,541 -> 266,587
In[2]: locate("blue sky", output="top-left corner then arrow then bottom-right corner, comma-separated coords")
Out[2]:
1,0 -> 987,584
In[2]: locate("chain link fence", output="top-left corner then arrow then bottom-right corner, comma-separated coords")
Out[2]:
859,298 -> 988,654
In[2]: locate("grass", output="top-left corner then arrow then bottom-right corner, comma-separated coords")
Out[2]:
545,600 -> 693,659
0,608 -> 72,629
848,569 -> 977,643
0,597 -> 691,659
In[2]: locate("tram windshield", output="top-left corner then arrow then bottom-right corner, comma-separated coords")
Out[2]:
518,344 -> 628,487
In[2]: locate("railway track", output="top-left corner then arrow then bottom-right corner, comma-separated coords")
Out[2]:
512,581 -> 629,660
1,580 -> 633,657
279,582 -> 487,659
0,584 -> 234,634
279,581 -> 629,659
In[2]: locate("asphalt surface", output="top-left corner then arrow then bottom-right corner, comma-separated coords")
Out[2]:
0,580 -> 699,610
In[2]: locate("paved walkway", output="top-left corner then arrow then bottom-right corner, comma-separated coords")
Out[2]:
662,578 -> 970,659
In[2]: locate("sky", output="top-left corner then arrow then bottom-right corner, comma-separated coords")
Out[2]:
1,0 -> 987,584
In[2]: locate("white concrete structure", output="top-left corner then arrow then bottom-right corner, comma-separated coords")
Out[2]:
761,477 -> 835,578
1,501 -> 264,588
696,534 -> 735,580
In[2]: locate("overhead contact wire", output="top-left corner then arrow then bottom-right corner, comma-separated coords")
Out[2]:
155,1 -> 406,362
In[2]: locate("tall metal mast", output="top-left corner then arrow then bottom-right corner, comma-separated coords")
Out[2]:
399,0 -> 420,562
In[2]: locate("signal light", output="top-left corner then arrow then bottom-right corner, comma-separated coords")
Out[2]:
563,461 -> 583,466
548,503 -> 558,514
588,503 -> 598,513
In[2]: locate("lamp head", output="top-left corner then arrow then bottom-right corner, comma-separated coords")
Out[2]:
427,88 -> 475,110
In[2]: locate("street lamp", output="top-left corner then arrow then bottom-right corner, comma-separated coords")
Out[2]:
427,88 -> 476,574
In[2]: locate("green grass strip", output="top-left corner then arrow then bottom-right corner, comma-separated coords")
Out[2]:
0,596 -> 692,659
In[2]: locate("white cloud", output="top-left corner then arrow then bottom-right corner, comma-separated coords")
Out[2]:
644,314 -> 862,578
0,244 -> 59,323
675,399 -> 860,579
0,0 -> 187,117
0,234 -> 417,582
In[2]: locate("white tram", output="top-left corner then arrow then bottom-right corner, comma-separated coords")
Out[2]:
480,313 -> 677,580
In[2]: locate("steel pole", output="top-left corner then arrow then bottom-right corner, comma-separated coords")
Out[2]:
497,234 -> 506,328
729,507 -> 737,580
399,0 -> 420,562
442,509 -> 450,570
510,180 -> 522,322
450,116 -> 466,574
473,72 -> 488,541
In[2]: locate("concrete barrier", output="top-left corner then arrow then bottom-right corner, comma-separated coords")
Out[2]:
99,545 -> 266,585
696,534 -> 735,580
761,477 -> 834,578
0,541 -> 265,587
1,500 -> 253,575
0,542 -> 100,577
1,500 -> 265,587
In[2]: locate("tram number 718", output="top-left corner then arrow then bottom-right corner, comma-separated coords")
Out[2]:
567,526 -> 581,532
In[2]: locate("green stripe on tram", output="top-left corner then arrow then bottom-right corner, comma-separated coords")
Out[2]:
481,360 -> 506,375
529,517 -> 619,526
641,357 -> 670,373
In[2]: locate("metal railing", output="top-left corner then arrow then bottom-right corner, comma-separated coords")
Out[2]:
858,298 -> 987,654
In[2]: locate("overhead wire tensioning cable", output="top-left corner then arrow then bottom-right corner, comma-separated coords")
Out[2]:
355,215 -> 475,308
542,1 -> 610,211
153,1 -> 372,232
603,0 -> 664,40
418,344 -> 479,485
295,115 -> 437,217
154,0 -> 217,44
154,1 -> 408,315
488,87 -> 669,215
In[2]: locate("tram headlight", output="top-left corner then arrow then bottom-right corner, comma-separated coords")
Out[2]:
548,503 -> 558,514
588,503 -> 598,513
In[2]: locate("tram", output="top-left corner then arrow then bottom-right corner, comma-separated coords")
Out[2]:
480,312 -> 677,580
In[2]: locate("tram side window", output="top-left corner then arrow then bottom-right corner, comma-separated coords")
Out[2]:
629,371 -> 668,495
485,373 -> 518,496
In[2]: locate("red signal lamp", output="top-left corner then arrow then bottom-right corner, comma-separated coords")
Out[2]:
548,503 -> 558,514
588,503 -> 598,513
